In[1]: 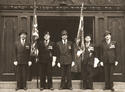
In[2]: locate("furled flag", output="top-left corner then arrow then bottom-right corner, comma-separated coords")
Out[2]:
30,0 -> 39,57
76,3 -> 85,60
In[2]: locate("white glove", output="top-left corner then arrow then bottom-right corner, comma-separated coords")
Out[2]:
100,62 -> 104,66
88,47 -> 94,52
57,63 -> 61,68
72,61 -> 75,67
14,61 -> 18,66
52,56 -> 57,67
94,57 -> 100,68
28,61 -> 32,66
115,61 -> 118,66
77,50 -> 83,57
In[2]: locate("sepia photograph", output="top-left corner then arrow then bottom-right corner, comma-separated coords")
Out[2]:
0,0 -> 125,92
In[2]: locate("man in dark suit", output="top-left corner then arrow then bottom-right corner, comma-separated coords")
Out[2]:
81,35 -> 95,89
57,30 -> 75,90
14,32 -> 32,91
37,32 -> 56,91
100,31 -> 119,91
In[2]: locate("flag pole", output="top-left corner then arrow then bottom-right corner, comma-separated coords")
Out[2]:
31,0 -> 39,88
81,3 -> 85,61
34,0 -> 39,88
79,3 -> 85,89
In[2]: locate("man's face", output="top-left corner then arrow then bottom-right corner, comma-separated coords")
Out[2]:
20,34 -> 27,40
85,36 -> 91,42
105,34 -> 111,40
61,34 -> 68,40
44,34 -> 50,40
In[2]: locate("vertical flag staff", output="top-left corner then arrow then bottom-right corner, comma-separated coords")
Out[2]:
30,0 -> 39,88
76,3 -> 85,61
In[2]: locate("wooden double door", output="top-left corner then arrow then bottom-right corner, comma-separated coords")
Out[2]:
0,15 -> 124,81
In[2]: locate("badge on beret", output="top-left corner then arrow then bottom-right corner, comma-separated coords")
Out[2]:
48,46 -> 53,50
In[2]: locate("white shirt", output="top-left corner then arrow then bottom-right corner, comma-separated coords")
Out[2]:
62,39 -> 67,45
106,39 -> 111,45
21,39 -> 26,46
44,40 -> 50,46
85,42 -> 90,47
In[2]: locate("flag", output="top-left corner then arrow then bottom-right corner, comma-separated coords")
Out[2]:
30,0 -> 39,57
76,3 -> 85,60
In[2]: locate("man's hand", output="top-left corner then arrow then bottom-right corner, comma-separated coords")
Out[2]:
100,62 -> 104,66
94,57 -> 100,68
35,58 -> 39,63
14,61 -> 18,66
77,50 -> 83,57
57,63 -> 61,68
28,61 -> 32,66
72,61 -> 75,67
52,56 -> 56,67
115,61 -> 118,66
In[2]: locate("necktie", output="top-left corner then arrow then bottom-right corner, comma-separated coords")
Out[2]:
21,39 -> 25,46
64,40 -> 66,45
45,40 -> 48,46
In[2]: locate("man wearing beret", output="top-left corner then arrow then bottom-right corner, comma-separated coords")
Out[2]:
37,32 -> 57,91
57,30 -> 75,90
14,32 -> 32,91
100,31 -> 119,91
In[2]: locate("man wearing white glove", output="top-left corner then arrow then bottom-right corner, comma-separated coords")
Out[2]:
37,31 -> 56,90
81,35 -> 95,90
100,31 -> 119,91
57,30 -> 74,90
14,32 -> 31,91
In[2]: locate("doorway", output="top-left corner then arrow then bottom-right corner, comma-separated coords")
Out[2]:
37,16 -> 95,78
37,16 -> 94,42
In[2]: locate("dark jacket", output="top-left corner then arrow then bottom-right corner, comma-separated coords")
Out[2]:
38,40 -> 56,63
57,41 -> 73,65
100,40 -> 118,63
83,43 -> 95,66
15,41 -> 30,64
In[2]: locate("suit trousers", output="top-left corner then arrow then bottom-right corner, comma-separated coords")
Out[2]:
60,64 -> 72,88
39,62 -> 52,88
81,63 -> 93,89
104,63 -> 115,89
16,64 -> 28,89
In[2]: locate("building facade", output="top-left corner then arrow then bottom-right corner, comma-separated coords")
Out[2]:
0,0 -> 125,81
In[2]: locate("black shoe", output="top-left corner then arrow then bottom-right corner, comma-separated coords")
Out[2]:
87,88 -> 94,90
68,87 -> 73,90
15,88 -> 19,91
103,88 -> 110,90
111,88 -> 114,92
59,87 -> 63,90
81,88 -> 86,90
50,87 -> 54,90
40,88 -> 44,91
23,87 -> 27,90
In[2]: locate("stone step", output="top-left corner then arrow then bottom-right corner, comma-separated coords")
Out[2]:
0,80 -> 125,90
0,89 -> 124,92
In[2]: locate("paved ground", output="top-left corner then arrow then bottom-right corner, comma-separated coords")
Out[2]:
0,89 -> 125,92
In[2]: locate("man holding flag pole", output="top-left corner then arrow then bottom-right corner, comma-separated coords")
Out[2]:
30,0 -> 39,88
76,3 -> 97,90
